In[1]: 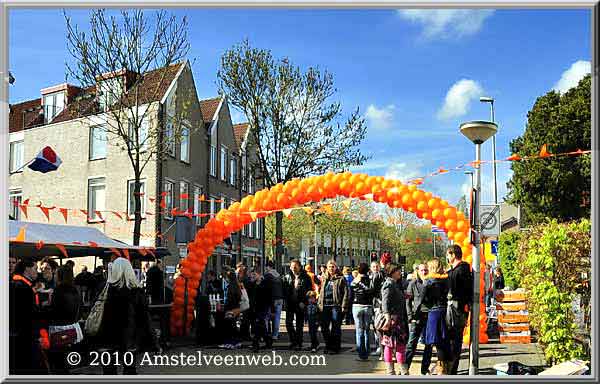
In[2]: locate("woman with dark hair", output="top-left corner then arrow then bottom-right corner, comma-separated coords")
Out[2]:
219,268 -> 242,349
350,262 -> 373,361
423,258 -> 451,375
380,263 -> 409,375
47,265 -> 82,374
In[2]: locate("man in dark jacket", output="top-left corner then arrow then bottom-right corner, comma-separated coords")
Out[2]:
317,260 -> 349,354
369,259 -> 386,357
446,245 -> 473,375
9,258 -> 47,374
405,263 -> 433,375
251,271 -> 274,352
145,260 -> 164,304
263,261 -> 284,340
282,259 -> 313,350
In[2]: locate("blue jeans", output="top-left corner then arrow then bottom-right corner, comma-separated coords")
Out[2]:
307,306 -> 320,348
320,306 -> 343,352
271,299 -> 283,338
352,305 -> 373,360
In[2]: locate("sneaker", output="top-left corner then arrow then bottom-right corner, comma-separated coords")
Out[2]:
310,347 -> 318,353
371,348 -> 381,356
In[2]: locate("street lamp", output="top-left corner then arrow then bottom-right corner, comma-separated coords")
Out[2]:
460,120 -> 497,376
479,97 -> 498,206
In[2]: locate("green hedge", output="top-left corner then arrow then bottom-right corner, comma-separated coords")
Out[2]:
517,219 -> 591,364
498,231 -> 523,289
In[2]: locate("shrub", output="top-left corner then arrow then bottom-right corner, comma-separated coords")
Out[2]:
498,231 -> 523,289
518,219 -> 591,364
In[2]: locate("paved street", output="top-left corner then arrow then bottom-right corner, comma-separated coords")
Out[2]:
73,324 -> 546,375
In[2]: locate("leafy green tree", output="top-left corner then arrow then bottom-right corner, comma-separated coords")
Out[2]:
507,75 -> 591,225
498,230 -> 523,289
218,40 -> 368,267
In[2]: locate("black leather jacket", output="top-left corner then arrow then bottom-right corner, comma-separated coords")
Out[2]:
381,277 -> 408,321
350,275 -> 373,305
423,277 -> 449,310
369,270 -> 386,307
282,271 -> 313,307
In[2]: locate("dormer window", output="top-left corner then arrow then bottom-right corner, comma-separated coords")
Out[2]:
43,91 -> 65,123
98,76 -> 124,112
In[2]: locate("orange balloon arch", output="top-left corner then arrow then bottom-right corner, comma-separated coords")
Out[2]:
170,171 -> 488,344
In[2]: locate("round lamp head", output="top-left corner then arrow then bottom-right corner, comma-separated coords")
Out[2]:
460,120 -> 497,144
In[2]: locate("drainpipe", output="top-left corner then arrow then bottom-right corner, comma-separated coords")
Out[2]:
156,103 -> 164,250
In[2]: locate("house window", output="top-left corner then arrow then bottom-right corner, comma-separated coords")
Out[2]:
166,120 -> 176,157
220,145 -> 227,181
9,189 -> 22,220
193,185 -> 202,226
256,218 -> 261,240
241,154 -> 247,191
180,125 -> 190,163
242,223 -> 247,237
88,177 -> 106,222
99,77 -> 123,111
89,124 -> 107,160
43,91 -> 65,123
230,156 -> 237,186
180,181 -> 189,213
128,117 -> 149,151
127,179 -> 146,218
249,171 -> 255,194
164,181 -> 174,219
249,218 -> 255,238
9,140 -> 24,173
210,145 -> 217,177
210,196 -> 217,217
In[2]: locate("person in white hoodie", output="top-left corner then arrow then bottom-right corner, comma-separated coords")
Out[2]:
264,261 -> 284,340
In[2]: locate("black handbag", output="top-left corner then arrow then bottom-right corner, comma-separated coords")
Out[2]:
446,300 -> 468,330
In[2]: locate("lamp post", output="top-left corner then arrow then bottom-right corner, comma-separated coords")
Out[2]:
479,97 -> 498,205
460,120 -> 497,376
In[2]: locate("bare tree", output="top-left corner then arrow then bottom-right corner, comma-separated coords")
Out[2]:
382,206 -> 419,257
218,40 -> 369,266
64,10 -> 191,245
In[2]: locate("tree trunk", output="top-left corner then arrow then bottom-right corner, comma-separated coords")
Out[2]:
133,176 -> 142,246
275,211 -> 284,268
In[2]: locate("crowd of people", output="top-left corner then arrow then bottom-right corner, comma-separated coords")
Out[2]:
9,255 -> 166,375
9,243 -> 480,376
193,244 -> 475,376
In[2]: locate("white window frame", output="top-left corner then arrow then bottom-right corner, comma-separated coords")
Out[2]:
180,123 -> 190,164
241,153 -> 248,191
193,185 -> 202,226
9,140 -> 24,174
180,180 -> 190,213
256,218 -> 261,240
127,179 -> 146,219
220,145 -> 227,181
210,145 -> 217,177
249,171 -> 255,194
9,189 -> 22,220
43,91 -> 65,123
210,195 -> 217,218
87,177 -> 106,222
89,124 -> 108,160
164,180 -> 174,220
220,195 -> 226,212
230,155 -> 237,186
242,223 -> 247,237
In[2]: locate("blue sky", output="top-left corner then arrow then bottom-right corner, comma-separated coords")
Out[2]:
9,8 -> 591,206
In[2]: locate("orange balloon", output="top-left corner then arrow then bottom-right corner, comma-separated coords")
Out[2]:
431,208 -> 442,219
443,207 -> 457,220
447,231 -> 455,240
439,200 -> 449,208
428,198 -> 439,210
445,219 -> 457,231
401,194 -> 413,207
456,220 -> 468,232
422,212 -> 430,220
412,190 -> 424,202
463,237 -> 471,248
417,200 -> 428,212
435,220 -> 444,228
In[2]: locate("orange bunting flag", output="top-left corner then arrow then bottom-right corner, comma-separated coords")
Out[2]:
437,167 -> 449,174
36,240 -> 44,250
122,249 -> 130,260
39,206 -> 52,221
149,197 -> 156,203
81,210 -> 88,217
72,241 -> 82,245
200,194 -> 206,201
320,204 -> 333,215
88,241 -> 99,247
405,239 -> 411,244
14,226 -> 26,242
95,211 -> 103,221
410,178 -> 424,185
180,193 -> 189,199
55,243 -> 68,258
171,208 -> 179,217
539,144 -> 551,158
249,211 -> 259,221
19,204 -> 28,219
415,238 -> 421,244
507,153 -> 522,161
302,207 -> 314,215
112,211 -> 123,220
342,199 -> 352,209
282,208 -> 293,218
59,208 -> 68,223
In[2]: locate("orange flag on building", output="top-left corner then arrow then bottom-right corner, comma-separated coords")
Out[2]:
59,208 -> 68,223
56,243 -> 68,258
539,144 -> 551,158
14,226 -> 26,242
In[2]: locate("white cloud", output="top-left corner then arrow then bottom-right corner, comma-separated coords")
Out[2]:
437,79 -> 484,120
553,60 -> 591,94
365,104 -> 395,131
384,162 -> 423,182
398,9 -> 494,39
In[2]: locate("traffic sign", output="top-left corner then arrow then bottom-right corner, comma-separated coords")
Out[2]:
480,204 -> 500,236
490,240 -> 499,255
431,225 -> 445,233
